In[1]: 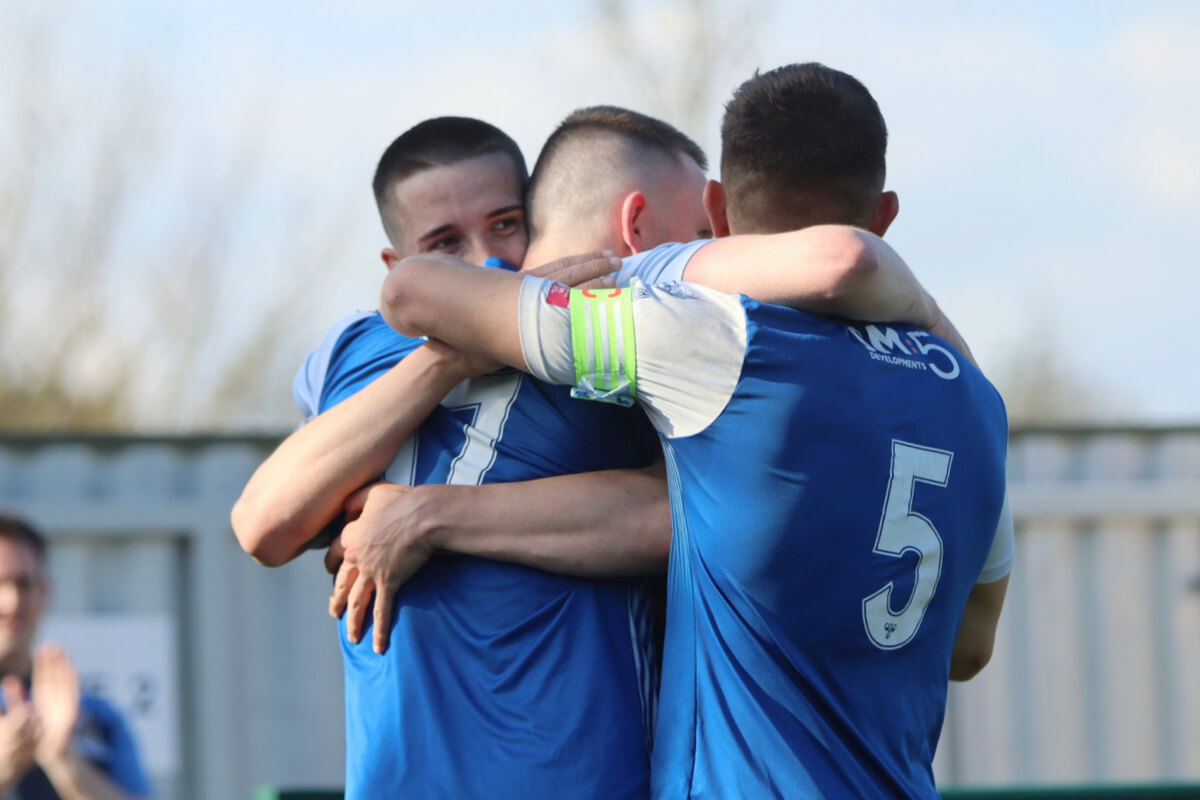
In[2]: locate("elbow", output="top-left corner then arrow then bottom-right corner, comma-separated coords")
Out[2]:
230,498 -> 292,567
949,639 -> 994,682
826,229 -> 878,298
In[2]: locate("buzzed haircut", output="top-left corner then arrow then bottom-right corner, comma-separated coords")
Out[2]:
372,117 -> 528,242
721,63 -> 888,233
0,513 -> 47,564
526,106 -> 707,238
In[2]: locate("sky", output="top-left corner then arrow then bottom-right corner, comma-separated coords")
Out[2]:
1,0 -> 1196,428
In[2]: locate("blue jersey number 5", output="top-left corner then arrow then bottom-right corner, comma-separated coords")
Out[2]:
862,440 -> 953,650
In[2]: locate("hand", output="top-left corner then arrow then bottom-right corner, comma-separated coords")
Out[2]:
924,297 -> 978,368
31,644 -> 80,766
324,534 -> 345,575
329,482 -> 438,655
523,251 -> 623,289
0,675 -> 39,787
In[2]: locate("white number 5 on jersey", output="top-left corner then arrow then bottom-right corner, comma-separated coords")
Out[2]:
862,440 -> 953,650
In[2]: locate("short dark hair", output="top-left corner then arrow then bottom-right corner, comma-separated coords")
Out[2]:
372,117 -> 528,241
0,513 -> 47,564
527,106 -> 707,234
720,63 -> 888,232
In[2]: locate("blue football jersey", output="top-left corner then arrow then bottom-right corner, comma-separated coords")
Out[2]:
297,311 -> 661,800
518,254 -> 1013,799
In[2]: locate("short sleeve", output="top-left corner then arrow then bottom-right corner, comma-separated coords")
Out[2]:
295,313 -> 426,416
614,240 -> 710,287
977,491 -> 1015,584
293,311 -> 376,420
518,277 -> 748,439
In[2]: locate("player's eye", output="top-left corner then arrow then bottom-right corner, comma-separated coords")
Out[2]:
427,236 -> 463,253
491,214 -> 524,236
697,228 -> 713,239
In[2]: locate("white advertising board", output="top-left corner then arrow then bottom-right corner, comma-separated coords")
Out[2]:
38,614 -> 179,776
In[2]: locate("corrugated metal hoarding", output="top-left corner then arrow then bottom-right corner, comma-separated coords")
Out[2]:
0,428 -> 1197,798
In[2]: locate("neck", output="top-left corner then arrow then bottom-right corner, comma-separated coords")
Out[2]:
522,227 -> 625,272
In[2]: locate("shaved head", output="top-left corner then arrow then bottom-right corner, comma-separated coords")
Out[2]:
527,106 -> 709,249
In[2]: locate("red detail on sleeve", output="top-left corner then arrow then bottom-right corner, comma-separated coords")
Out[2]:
581,288 -> 622,299
546,282 -> 571,308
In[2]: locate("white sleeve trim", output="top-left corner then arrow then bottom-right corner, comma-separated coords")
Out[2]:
518,276 -> 576,385
977,490 -> 1014,584
292,310 -> 375,420
627,281 -> 747,438
518,278 -> 748,439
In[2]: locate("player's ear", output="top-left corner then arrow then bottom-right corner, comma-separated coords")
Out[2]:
381,248 -> 401,271
703,180 -> 730,238
619,191 -> 648,254
869,191 -> 899,237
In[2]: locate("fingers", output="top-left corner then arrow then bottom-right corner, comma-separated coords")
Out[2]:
572,274 -> 618,291
329,559 -> 357,619
523,250 -> 607,277
529,252 -> 623,287
372,584 -> 394,655
343,484 -> 373,522
325,535 -> 345,575
345,571 -> 376,646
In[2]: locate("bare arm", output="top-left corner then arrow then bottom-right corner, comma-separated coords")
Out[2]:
235,252 -> 624,568
380,234 -> 970,370
329,462 -> 671,653
949,575 -> 1009,681
682,226 -> 974,363
382,254 -> 531,369
232,343 -> 480,567
428,460 -> 669,575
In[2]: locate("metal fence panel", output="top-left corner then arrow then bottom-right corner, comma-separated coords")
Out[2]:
1,427 -> 1197,797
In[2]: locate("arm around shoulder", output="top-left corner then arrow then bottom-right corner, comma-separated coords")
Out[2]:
380,254 -> 528,369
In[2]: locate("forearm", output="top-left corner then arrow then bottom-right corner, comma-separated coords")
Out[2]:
232,345 -> 466,566
41,752 -> 141,800
685,226 -> 930,323
381,254 -> 529,369
418,466 -> 671,576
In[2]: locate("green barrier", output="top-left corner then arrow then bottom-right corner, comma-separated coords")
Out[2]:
252,789 -> 343,800
251,783 -> 1200,800
942,785 -> 1200,799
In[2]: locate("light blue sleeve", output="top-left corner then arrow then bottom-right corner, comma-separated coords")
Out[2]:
292,311 -> 376,420
613,240 -> 711,287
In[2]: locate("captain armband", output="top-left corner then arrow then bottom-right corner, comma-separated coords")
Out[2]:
568,287 -> 637,407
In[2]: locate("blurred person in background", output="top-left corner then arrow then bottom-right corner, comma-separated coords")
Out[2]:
0,514 -> 152,800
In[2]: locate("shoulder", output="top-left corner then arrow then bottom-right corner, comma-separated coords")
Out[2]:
626,280 -> 749,438
293,310 -> 377,416
293,311 -> 422,417
615,240 -> 710,287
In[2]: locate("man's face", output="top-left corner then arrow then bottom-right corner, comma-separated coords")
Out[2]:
641,153 -> 712,248
0,538 -> 47,669
387,152 -> 528,267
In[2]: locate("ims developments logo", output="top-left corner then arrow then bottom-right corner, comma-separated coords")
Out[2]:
847,325 -> 960,381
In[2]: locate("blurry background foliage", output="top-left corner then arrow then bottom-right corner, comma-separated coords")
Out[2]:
0,0 -> 1126,432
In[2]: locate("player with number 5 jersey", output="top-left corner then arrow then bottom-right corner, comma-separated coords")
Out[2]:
516,267 -> 1013,797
